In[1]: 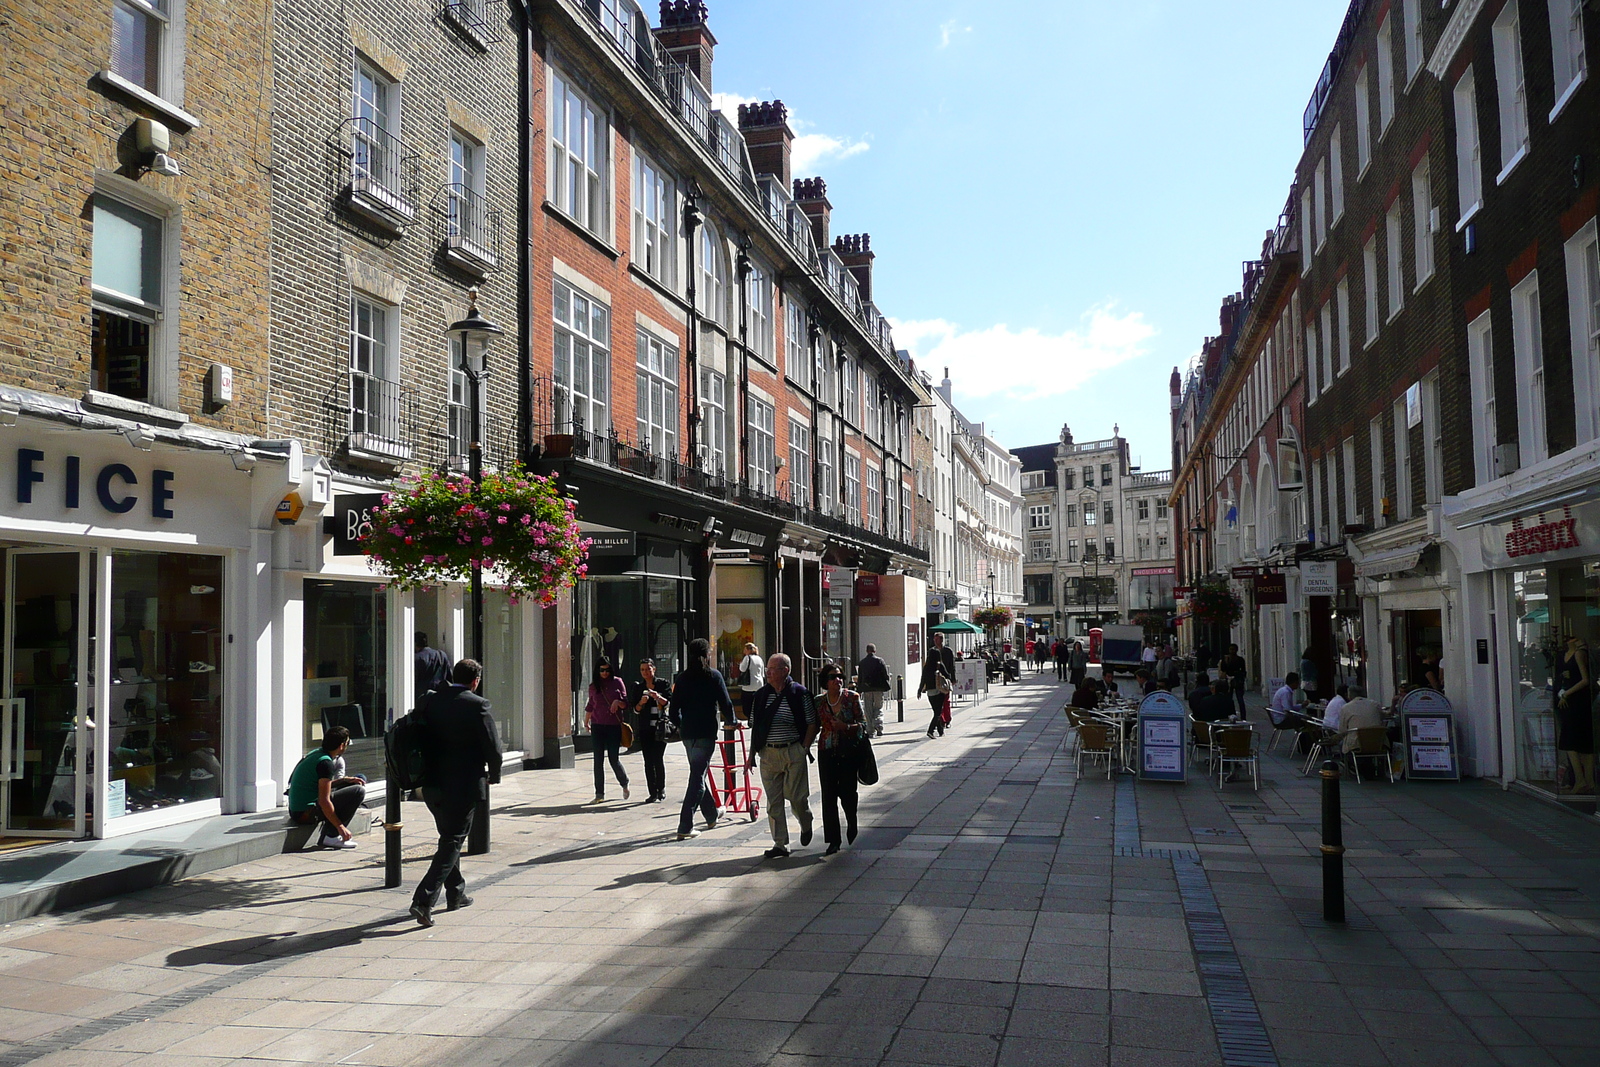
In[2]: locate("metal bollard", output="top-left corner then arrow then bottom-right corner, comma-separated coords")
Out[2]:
384,761 -> 402,889
896,673 -> 904,722
1320,759 -> 1345,923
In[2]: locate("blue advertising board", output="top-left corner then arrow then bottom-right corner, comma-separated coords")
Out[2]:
1137,691 -> 1188,783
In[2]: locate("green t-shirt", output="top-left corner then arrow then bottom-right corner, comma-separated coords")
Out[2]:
287,750 -> 334,813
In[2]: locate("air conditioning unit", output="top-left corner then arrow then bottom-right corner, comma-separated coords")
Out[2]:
1494,443 -> 1520,478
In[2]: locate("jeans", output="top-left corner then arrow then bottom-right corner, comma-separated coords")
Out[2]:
592,724 -> 629,796
927,695 -> 949,735
757,742 -> 812,846
1056,658 -> 1067,680
860,691 -> 886,735
1231,684 -> 1247,717
413,788 -> 475,909
677,738 -> 719,834
818,749 -> 859,846
296,782 -> 365,839
640,737 -> 668,800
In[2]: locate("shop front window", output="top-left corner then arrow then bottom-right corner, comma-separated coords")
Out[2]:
717,564 -> 769,675
571,570 -> 689,738
1513,564 -> 1600,799
304,580 -> 388,783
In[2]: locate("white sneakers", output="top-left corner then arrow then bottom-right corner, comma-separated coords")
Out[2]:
677,828 -> 701,840
320,835 -> 356,850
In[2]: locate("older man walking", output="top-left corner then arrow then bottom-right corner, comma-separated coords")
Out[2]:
856,643 -> 891,738
744,653 -> 817,858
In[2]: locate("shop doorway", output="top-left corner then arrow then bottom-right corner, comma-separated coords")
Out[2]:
2,550 -> 90,838
1391,609 -> 1443,694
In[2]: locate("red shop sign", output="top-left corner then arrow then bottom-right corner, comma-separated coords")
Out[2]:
1506,507 -> 1581,559
855,574 -> 881,605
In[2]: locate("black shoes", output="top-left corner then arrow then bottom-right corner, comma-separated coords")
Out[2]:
446,894 -> 473,911
764,845 -> 791,859
824,843 -> 840,856
799,823 -> 814,847
409,902 -> 434,928
847,824 -> 858,844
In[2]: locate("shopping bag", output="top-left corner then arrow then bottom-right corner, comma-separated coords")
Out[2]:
856,737 -> 879,786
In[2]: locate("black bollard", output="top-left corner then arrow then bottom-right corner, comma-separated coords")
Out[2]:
896,674 -> 904,723
467,792 -> 490,855
1320,759 -> 1345,922
384,759 -> 402,889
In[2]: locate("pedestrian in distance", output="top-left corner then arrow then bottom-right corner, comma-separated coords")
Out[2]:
1054,637 -> 1069,681
744,653 -> 817,858
855,642 -> 892,738
629,658 -> 673,803
1299,648 -> 1319,702
918,632 -> 957,738
414,631 -> 451,709
287,725 -> 364,850
667,638 -> 731,840
1068,640 -> 1088,688
736,641 -> 765,725
815,663 -> 867,855
410,658 -> 502,929
1219,643 -> 1248,718
583,659 -> 630,803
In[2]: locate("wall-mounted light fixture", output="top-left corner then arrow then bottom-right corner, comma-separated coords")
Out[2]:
123,425 -> 155,450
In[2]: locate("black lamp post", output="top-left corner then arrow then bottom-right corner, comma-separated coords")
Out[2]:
449,291 -> 502,856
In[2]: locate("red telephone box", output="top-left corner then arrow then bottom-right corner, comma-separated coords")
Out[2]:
1088,627 -> 1103,664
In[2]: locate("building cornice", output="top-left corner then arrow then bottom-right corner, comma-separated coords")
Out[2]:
1427,0 -> 1484,79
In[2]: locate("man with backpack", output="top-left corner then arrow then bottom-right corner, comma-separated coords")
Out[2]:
855,643 -> 892,738
408,658 -> 501,928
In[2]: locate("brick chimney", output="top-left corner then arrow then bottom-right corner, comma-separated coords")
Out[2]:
655,1 -> 716,90
833,234 -> 874,302
737,100 -> 792,189
793,177 -> 831,252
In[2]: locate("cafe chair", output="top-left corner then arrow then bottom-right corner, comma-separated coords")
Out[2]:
1266,712 -> 1300,756
1301,725 -> 1338,776
1061,705 -> 1082,757
1214,726 -> 1259,790
1076,721 -> 1116,781
1345,727 -> 1394,784
1188,716 -> 1215,770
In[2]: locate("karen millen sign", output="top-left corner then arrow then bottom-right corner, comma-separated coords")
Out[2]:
1506,508 -> 1580,559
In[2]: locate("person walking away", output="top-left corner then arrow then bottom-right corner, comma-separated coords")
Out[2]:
1054,638 -> 1069,681
856,643 -> 892,738
414,632 -> 451,709
1068,640 -> 1088,688
410,659 -> 501,928
744,653 -> 817,857
667,638 -> 731,839
1219,643 -> 1248,718
583,659 -> 630,803
918,633 -> 957,738
629,658 -> 673,803
736,642 -> 765,725
287,726 -> 364,850
1299,648 -> 1319,702
815,663 -> 866,855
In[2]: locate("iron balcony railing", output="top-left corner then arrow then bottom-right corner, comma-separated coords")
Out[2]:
338,117 -> 419,226
439,183 -> 500,273
320,371 -> 418,465
442,0 -> 502,45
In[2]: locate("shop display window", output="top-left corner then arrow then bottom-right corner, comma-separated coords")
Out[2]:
107,551 -> 224,818
304,580 -> 389,782
571,575 -> 689,737
1513,564 -> 1600,800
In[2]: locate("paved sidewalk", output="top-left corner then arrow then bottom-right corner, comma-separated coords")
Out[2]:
0,675 -> 1597,1067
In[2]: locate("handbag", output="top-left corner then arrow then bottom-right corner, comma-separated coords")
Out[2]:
932,673 -> 952,696
856,736 -> 879,786
738,656 -> 754,688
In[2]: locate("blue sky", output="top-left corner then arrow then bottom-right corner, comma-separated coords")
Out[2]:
708,1 -> 1350,470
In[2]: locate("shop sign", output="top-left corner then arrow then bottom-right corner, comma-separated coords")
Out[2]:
728,528 -> 764,547
1133,566 -> 1176,577
328,492 -> 386,556
856,574 -> 881,605
1136,691 -> 1188,783
588,533 -> 636,555
13,447 -> 176,519
1399,689 -> 1459,781
1505,508 -> 1580,559
1254,572 -> 1287,604
825,565 -> 855,599
927,593 -> 945,612
1230,566 -> 1258,579
907,621 -> 922,664
1302,561 -> 1337,597
710,547 -> 749,562
1173,586 -> 1193,597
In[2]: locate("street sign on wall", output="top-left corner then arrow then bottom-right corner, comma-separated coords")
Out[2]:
1302,561 -> 1337,597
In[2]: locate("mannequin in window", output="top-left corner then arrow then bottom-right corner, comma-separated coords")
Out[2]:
1555,635 -> 1594,796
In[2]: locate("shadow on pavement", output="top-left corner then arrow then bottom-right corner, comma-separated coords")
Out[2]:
165,914 -> 415,967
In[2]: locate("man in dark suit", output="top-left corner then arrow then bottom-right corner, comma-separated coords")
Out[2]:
410,658 -> 501,928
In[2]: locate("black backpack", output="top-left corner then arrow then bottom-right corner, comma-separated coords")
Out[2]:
385,701 -> 430,792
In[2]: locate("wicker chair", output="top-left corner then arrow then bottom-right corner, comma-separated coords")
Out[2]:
1076,721 -> 1115,780
1189,717 -> 1215,769
1346,727 -> 1394,783
1214,726 -> 1259,790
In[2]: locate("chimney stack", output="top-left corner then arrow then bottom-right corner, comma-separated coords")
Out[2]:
793,177 -> 831,252
737,100 -> 792,189
833,233 -> 874,303
655,1 -> 716,90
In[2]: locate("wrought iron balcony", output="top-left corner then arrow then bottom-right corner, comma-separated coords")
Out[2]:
442,0 -> 501,47
336,117 -> 419,230
437,183 -> 501,276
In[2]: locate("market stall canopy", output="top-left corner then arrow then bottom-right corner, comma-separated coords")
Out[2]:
930,619 -> 984,635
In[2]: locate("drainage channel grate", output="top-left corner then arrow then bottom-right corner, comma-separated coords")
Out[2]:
1173,857 -> 1281,1067
1117,845 -> 1201,859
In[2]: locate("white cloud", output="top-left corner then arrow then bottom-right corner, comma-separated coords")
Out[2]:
890,307 -> 1157,401
710,92 -> 870,175
938,19 -> 972,49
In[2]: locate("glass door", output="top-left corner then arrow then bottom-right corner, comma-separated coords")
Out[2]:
2,549 -> 92,837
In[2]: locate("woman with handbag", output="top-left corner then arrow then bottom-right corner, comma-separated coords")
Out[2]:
736,642 -> 765,724
816,663 -> 866,855
918,633 -> 956,739
629,658 -> 674,803
584,659 -> 630,804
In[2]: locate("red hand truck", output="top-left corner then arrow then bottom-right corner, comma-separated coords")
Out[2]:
707,720 -> 762,820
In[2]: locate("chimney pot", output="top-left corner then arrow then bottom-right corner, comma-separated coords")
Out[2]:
739,99 -> 793,187
654,1 -> 716,90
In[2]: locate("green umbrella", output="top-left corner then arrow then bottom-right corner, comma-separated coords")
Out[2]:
930,619 -> 984,635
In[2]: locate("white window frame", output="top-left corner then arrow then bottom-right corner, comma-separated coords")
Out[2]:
1300,186 -> 1315,266
1363,236 -> 1380,346
552,277 -> 610,435
635,329 -> 678,458
1343,437 -> 1358,530
818,436 -> 836,516
1330,125 -> 1344,224
348,291 -> 402,442
1311,458 -> 1326,546
352,60 -> 403,206
1355,66 -> 1372,176
90,179 -> 179,410
1336,278 -> 1351,376
1548,0 -> 1589,121
109,0 -> 186,109
788,417 -> 811,505
700,366 -> 727,476
1402,0 -> 1423,88
866,466 -> 883,532
1314,158 -> 1328,251
1467,309 -> 1498,484
1386,204 -> 1405,322
1369,416 -> 1387,529
748,396 -> 776,495
841,352 -> 859,425
1421,372 -> 1442,505
1393,396 -> 1413,521
784,294 -> 811,392
1377,16 -> 1396,134
633,149 -> 677,289
1411,157 -> 1435,288
1492,2 -> 1530,182
1512,271 -> 1548,466
699,224 -> 727,325
843,452 -> 862,525
1563,218 -> 1600,443
1453,67 -> 1483,226
549,67 -> 610,240
744,257 -> 775,364
1028,504 -> 1051,530
1320,302 -> 1334,391
1306,321 -> 1320,401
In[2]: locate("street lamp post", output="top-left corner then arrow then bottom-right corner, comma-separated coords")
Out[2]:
449,292 -> 503,857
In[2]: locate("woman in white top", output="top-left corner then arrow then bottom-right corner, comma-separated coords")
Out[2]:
737,642 -> 765,722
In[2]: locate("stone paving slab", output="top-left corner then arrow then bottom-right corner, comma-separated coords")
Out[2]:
2,674 -> 1600,1065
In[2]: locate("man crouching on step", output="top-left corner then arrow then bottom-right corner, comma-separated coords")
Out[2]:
744,653 -> 817,858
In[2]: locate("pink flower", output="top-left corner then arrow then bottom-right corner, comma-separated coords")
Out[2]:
481,536 -> 493,546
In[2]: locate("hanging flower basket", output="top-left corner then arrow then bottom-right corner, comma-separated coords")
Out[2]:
1189,580 -> 1242,628
361,466 -> 590,607
972,605 -> 1014,630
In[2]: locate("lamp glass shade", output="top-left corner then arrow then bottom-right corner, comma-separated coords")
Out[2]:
448,306 -> 502,375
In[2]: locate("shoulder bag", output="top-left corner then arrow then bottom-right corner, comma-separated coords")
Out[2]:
855,735 -> 879,786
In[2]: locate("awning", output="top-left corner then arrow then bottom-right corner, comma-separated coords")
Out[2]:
1453,482 -> 1600,530
930,619 -> 984,635
1355,542 -> 1429,579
